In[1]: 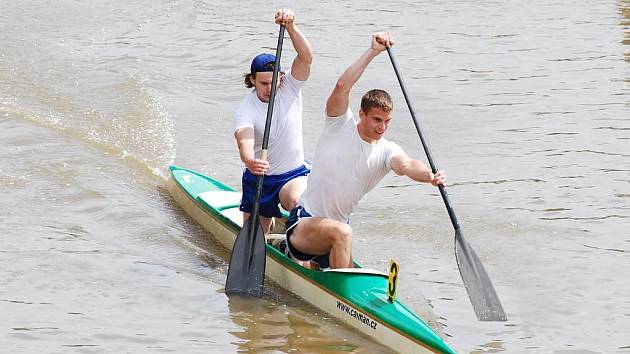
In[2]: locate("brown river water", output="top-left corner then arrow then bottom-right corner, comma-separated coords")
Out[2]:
1,1 -> 629,353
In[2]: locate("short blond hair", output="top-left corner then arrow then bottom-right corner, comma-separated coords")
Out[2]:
360,89 -> 393,113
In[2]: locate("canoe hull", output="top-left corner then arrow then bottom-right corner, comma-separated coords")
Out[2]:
167,166 -> 455,354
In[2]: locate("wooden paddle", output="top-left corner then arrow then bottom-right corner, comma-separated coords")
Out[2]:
386,47 -> 507,321
225,25 -> 286,297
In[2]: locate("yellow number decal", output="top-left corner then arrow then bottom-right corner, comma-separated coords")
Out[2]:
387,259 -> 399,303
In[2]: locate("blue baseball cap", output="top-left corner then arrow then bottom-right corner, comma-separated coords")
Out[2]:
250,53 -> 280,73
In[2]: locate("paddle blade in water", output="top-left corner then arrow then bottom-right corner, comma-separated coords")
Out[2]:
225,221 -> 266,297
455,229 -> 507,321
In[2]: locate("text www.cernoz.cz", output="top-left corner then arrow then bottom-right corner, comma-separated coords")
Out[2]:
336,301 -> 378,330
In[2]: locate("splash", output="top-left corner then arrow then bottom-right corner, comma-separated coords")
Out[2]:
1,65 -> 176,178
81,76 -> 177,178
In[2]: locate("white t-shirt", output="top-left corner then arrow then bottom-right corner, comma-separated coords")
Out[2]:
300,109 -> 405,222
234,71 -> 305,176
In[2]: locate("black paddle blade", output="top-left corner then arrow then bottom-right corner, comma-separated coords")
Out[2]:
225,221 -> 267,297
454,229 -> 507,321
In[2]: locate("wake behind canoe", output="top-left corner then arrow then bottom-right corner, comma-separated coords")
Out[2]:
167,165 -> 456,354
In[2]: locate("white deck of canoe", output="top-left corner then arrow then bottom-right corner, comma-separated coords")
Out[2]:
169,178 -> 446,354
199,190 -> 387,277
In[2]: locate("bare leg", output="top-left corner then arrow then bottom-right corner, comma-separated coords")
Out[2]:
242,213 -> 307,267
278,177 -> 311,267
242,212 -> 273,234
289,217 -> 353,269
278,176 -> 307,212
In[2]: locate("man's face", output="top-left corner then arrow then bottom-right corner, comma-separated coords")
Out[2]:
358,107 -> 392,142
251,72 -> 282,103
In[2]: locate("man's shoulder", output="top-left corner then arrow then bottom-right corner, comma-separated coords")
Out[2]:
325,108 -> 355,124
279,70 -> 304,94
377,138 -> 405,161
284,70 -> 303,84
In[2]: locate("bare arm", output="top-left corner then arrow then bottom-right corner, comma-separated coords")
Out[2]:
235,127 -> 269,175
275,9 -> 312,81
326,32 -> 394,118
390,154 -> 447,186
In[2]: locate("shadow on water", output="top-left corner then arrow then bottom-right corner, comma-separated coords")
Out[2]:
227,294 -> 380,354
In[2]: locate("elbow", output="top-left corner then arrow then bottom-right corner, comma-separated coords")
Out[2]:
393,162 -> 408,177
296,52 -> 313,66
301,51 -> 313,65
334,78 -> 351,94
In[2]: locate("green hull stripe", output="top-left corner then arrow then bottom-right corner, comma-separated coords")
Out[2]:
169,165 -> 456,354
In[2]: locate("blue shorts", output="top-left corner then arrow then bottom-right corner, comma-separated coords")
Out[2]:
239,164 -> 310,218
285,205 -> 331,269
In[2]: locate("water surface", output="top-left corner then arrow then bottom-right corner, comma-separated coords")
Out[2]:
1,0 -> 629,353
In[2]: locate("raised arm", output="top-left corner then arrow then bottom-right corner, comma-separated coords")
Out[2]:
326,32 -> 394,118
275,9 -> 312,81
390,154 -> 447,186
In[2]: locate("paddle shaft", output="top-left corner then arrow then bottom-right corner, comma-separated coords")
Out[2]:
386,47 -> 507,321
247,25 -> 286,264
386,48 -> 461,232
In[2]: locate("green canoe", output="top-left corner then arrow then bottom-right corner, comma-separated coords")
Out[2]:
168,165 -> 456,354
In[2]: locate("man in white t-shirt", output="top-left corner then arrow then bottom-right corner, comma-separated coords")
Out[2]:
234,9 -> 312,233
281,32 -> 447,269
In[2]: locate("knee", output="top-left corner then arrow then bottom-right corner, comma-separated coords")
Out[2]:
334,224 -> 352,245
280,192 -> 300,211
286,196 -> 300,211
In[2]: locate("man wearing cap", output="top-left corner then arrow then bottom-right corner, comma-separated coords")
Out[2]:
234,9 -> 312,234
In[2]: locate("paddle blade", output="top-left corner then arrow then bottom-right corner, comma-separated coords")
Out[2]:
454,229 -> 507,321
225,221 -> 267,297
